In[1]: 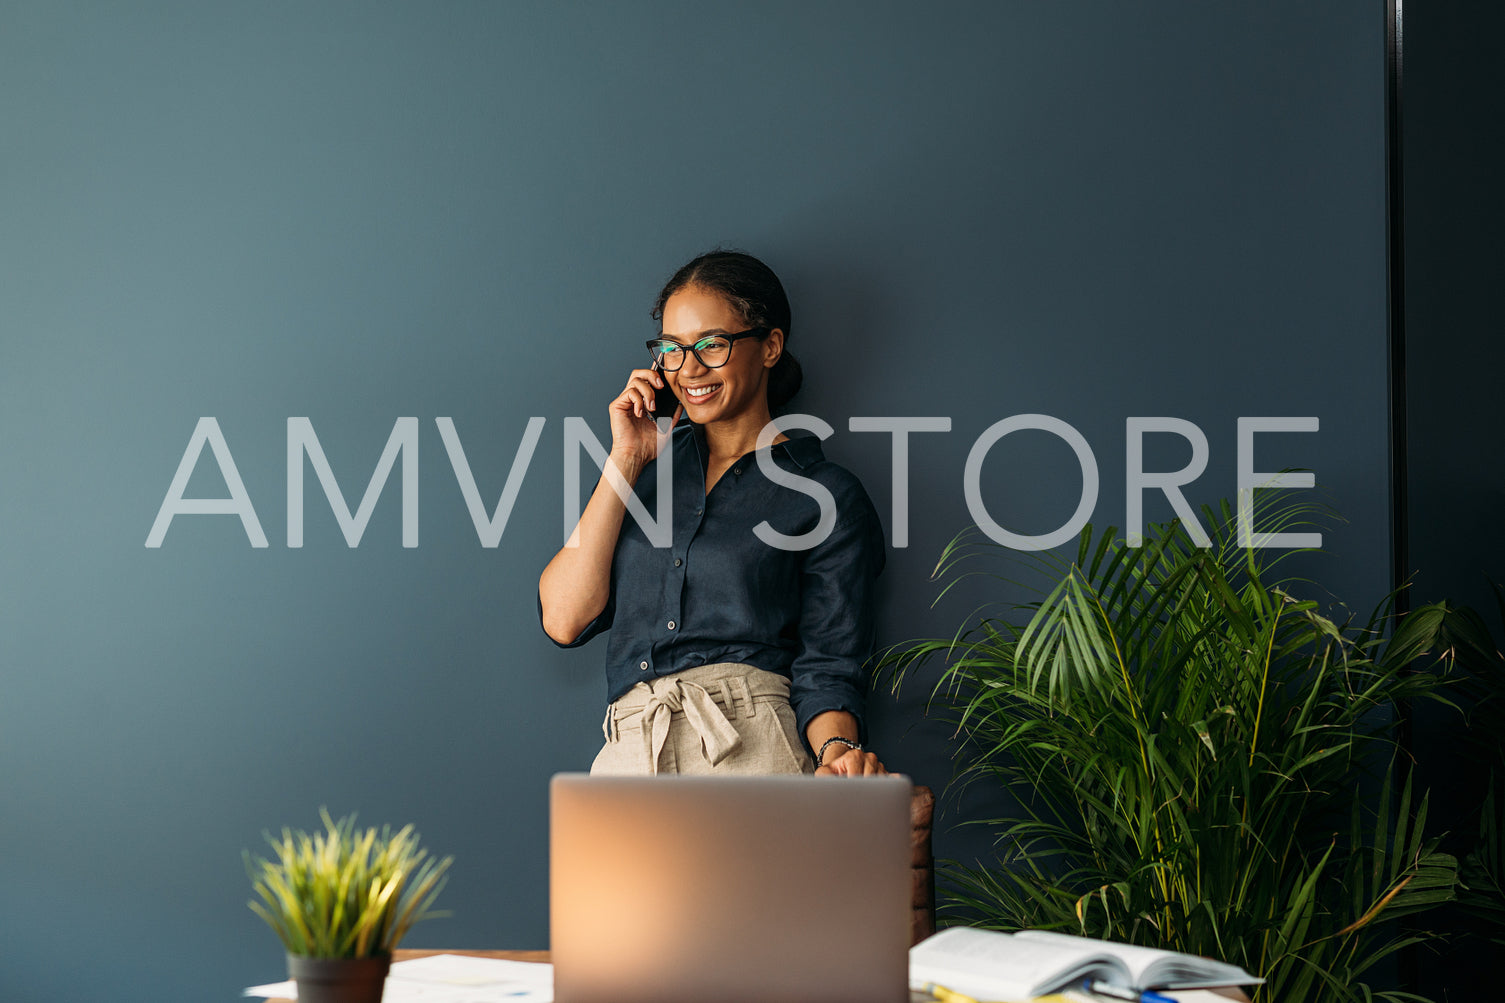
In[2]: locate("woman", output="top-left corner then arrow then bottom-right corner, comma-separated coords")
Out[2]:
539,250 -> 887,776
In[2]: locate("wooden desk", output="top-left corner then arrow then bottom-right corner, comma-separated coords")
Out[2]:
395,948 -> 551,963
264,949 -> 1249,1002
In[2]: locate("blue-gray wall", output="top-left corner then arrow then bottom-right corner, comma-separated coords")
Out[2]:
1,4 -> 1391,1001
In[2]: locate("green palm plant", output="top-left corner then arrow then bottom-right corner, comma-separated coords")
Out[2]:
245,808 -> 452,959
884,497 -> 1460,1003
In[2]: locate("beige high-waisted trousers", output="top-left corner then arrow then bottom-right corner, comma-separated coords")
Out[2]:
590,663 -> 816,776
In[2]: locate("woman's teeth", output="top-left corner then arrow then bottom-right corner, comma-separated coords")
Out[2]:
685,384 -> 720,399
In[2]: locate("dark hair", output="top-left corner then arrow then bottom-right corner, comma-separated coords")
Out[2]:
651,249 -> 803,412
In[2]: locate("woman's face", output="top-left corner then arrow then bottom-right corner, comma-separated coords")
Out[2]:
659,284 -> 783,426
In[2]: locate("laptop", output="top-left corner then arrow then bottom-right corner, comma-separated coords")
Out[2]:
550,773 -> 913,1003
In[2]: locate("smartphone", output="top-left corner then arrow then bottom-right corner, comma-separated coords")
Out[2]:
651,363 -> 680,422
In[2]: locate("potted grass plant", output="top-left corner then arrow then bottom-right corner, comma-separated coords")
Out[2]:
883,496 -> 1462,1003
245,809 -> 453,1003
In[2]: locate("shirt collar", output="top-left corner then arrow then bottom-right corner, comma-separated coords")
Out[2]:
776,431 -> 824,469
684,421 -> 824,470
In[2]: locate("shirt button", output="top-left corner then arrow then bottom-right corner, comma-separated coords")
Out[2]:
733,466 -> 742,475
695,508 -> 702,516
639,661 -> 649,671
674,558 -> 682,567
667,620 -> 676,630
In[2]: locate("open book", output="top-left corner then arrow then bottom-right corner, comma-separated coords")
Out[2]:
909,928 -> 1262,1000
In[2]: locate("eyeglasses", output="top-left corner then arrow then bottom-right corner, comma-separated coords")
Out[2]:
645,328 -> 769,372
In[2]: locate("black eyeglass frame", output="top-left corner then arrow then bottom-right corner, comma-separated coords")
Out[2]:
644,327 -> 771,371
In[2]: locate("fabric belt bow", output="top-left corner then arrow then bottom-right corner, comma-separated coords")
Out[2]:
640,678 -> 743,774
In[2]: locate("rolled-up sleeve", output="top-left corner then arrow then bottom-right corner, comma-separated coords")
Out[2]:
787,499 -> 886,748
538,588 -> 614,648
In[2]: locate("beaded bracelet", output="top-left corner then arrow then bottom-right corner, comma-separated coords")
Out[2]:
815,736 -> 862,767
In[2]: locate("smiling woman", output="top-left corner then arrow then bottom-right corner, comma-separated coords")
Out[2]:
536,250 -> 888,778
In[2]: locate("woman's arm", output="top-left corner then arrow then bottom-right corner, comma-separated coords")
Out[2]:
786,471 -> 890,776
538,368 -> 678,644
806,710 -> 886,776
538,450 -> 642,643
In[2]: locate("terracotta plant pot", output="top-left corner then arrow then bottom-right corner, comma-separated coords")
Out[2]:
286,953 -> 391,1003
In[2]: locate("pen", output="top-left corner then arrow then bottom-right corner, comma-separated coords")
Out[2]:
1081,979 -> 1179,1003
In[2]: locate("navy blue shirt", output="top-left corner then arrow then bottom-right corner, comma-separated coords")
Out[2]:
545,421 -> 886,747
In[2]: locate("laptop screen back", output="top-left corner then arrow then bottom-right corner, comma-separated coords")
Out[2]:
550,774 -> 912,1003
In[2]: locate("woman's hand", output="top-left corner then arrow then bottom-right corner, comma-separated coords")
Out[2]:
814,745 -> 888,777
806,711 -> 885,777
609,367 -> 681,469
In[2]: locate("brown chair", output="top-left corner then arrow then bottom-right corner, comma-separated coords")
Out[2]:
909,784 -> 936,946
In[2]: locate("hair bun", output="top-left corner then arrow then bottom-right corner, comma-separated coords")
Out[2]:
768,350 -> 802,412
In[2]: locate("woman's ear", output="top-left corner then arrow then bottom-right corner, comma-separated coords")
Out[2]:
762,328 -> 785,368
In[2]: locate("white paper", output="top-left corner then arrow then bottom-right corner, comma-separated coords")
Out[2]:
244,954 -> 554,1002
243,979 -> 296,998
